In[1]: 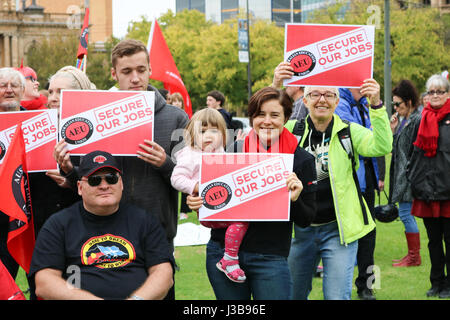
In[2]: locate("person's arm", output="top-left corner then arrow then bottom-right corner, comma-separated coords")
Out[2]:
127,262 -> 173,300
350,79 -> 393,157
170,148 -> 199,195
53,139 -> 74,174
290,151 -> 317,227
271,61 -> 294,89
35,268 -> 102,300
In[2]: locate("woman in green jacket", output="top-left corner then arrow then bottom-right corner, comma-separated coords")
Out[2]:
286,79 -> 392,300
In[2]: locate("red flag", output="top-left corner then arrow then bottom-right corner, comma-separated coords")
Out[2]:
77,8 -> 89,59
0,259 -> 25,300
147,19 -> 193,118
76,8 -> 89,71
0,124 -> 35,274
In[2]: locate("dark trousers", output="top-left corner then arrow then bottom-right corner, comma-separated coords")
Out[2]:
423,217 -> 450,287
355,162 -> 377,292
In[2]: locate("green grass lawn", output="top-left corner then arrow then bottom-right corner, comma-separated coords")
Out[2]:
14,155 -> 440,300
172,212 -> 436,300
15,215 -> 435,300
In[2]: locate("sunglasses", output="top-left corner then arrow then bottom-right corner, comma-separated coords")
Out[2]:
25,76 -> 37,83
392,101 -> 403,107
84,173 -> 119,187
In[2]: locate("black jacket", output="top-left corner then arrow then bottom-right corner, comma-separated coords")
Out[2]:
407,113 -> 450,201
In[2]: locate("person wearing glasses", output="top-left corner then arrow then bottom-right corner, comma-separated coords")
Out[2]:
15,64 -> 47,110
407,74 -> 450,298
388,80 -> 422,268
286,79 -> 392,300
30,150 -> 174,300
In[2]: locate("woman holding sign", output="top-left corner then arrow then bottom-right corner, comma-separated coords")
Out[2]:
187,87 -> 317,300
285,79 -> 392,300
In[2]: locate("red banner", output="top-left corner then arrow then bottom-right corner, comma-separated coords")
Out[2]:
0,124 -> 35,274
147,19 -> 192,118
0,110 -> 58,172
0,259 -> 25,300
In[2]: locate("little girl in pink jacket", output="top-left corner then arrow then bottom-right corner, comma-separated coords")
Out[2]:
171,108 -> 248,283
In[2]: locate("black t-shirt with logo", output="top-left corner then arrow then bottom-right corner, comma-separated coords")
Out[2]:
30,201 -> 173,300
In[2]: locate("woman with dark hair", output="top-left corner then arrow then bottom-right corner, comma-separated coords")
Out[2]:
187,87 -> 317,300
408,74 -> 450,298
389,80 -> 422,267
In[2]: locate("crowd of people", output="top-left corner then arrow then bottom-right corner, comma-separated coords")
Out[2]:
0,37 -> 449,300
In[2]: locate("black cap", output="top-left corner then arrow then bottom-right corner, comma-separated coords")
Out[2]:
79,151 -> 121,178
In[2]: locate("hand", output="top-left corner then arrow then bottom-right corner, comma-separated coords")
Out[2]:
390,112 -> 399,133
186,194 -> 203,211
53,139 -> 73,174
378,180 -> 385,192
46,170 -> 70,188
272,62 -> 294,89
137,140 -> 167,168
235,129 -> 247,141
286,173 -> 303,202
360,79 -> 381,107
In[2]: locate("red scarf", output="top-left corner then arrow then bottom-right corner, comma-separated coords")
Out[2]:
21,94 -> 47,110
413,98 -> 450,157
244,128 -> 298,154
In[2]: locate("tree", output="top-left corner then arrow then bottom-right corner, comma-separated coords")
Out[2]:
27,35 -> 78,88
26,35 -> 118,90
124,10 -> 285,114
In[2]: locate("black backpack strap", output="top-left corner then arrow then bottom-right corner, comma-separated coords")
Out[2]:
337,120 -> 369,225
292,118 -> 306,144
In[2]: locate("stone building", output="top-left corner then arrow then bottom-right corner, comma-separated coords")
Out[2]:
0,0 -> 112,67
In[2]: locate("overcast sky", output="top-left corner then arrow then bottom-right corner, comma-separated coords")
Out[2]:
112,0 -> 175,38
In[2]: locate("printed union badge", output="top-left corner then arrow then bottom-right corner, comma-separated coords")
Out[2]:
201,181 -> 232,210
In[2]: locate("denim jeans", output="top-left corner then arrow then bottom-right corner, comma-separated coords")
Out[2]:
206,239 -> 292,300
398,202 -> 419,233
288,221 -> 358,300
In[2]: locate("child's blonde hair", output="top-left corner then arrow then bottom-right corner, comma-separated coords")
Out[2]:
185,108 -> 227,149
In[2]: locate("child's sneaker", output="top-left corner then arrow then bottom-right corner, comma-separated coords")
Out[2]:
216,257 -> 246,283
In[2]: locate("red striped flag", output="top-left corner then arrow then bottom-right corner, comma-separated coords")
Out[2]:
0,124 -> 35,274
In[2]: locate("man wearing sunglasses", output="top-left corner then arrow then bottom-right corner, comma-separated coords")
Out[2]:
30,150 -> 174,300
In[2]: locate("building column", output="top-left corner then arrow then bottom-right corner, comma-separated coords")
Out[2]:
11,35 -> 18,67
3,34 -> 11,67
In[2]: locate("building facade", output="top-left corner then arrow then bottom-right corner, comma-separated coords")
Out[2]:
0,0 -> 112,68
175,0 -> 345,25
36,0 -> 113,44
176,0 -> 449,24
0,0 -> 79,67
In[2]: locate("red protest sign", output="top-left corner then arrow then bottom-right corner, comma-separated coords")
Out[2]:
284,23 -> 375,88
59,90 -> 154,155
0,110 -> 58,172
199,153 -> 294,221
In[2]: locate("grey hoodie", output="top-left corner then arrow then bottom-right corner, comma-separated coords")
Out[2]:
117,85 -> 188,249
